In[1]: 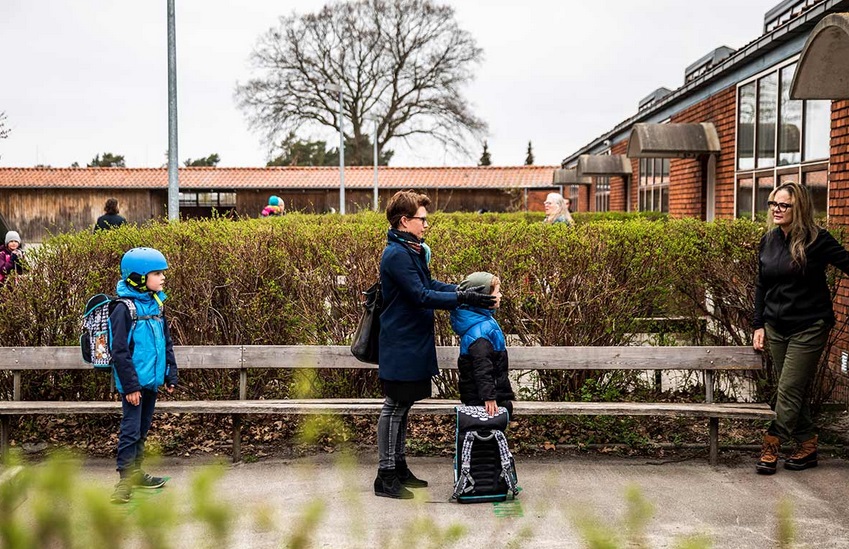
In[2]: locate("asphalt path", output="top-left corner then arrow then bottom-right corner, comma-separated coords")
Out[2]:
53,453 -> 849,548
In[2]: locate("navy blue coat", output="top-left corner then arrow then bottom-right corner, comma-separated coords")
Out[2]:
378,230 -> 457,382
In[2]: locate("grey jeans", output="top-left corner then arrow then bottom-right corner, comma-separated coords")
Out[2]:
377,397 -> 413,470
765,320 -> 830,443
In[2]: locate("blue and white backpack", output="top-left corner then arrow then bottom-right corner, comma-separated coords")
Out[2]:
80,294 -> 138,371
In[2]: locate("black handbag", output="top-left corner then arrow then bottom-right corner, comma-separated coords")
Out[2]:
350,281 -> 382,364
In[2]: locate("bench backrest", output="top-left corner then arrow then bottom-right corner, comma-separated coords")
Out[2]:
0,345 -> 762,371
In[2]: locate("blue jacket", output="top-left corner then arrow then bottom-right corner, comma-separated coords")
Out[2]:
109,280 -> 178,394
450,306 -> 514,404
378,230 -> 457,381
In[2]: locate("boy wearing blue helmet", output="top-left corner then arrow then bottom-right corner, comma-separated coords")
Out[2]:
110,247 -> 178,504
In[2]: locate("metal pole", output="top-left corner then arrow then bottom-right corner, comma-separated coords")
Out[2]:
166,0 -> 179,221
373,119 -> 378,211
338,89 -> 345,215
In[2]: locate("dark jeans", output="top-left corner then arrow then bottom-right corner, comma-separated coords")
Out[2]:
116,388 -> 157,473
377,397 -> 413,470
765,320 -> 830,443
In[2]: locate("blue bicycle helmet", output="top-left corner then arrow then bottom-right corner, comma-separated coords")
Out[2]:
121,247 -> 169,278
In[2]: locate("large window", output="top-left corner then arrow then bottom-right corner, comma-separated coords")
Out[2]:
638,158 -> 669,213
179,191 -> 237,208
595,177 -> 610,212
568,185 -> 580,212
735,60 -> 830,219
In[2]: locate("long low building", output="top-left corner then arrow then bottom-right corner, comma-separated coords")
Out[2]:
0,165 -> 559,242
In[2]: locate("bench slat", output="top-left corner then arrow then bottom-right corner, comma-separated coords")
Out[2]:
0,345 -> 764,371
0,399 -> 775,420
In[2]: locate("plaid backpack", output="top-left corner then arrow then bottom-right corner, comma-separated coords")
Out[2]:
452,405 -> 519,503
80,294 -> 138,371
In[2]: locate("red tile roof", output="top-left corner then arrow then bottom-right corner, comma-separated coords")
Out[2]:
0,166 -> 558,190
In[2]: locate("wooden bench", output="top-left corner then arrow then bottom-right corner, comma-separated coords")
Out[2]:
0,345 -> 774,465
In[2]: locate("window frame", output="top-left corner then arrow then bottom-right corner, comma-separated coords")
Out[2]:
734,55 -> 831,220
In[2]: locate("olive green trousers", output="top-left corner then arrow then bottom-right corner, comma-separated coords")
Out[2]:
765,320 -> 830,443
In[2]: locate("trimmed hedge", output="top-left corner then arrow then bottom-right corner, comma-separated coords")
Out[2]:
0,213 -> 761,349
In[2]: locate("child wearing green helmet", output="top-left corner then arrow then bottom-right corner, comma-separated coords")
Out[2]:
109,247 -> 179,504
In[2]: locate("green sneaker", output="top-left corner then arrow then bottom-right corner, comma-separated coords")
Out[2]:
132,471 -> 168,489
110,479 -> 133,504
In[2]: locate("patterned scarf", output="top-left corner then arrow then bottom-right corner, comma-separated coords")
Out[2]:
388,229 -> 432,265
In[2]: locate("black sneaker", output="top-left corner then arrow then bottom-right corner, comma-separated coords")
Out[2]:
110,479 -> 132,504
133,471 -> 168,489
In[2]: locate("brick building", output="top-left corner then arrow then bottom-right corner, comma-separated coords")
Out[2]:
560,0 -> 846,222
0,165 -> 558,243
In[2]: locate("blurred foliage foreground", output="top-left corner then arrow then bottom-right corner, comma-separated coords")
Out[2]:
0,451 -> 801,549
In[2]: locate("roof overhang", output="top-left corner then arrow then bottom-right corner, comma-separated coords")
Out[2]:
576,155 -> 632,178
627,123 -> 721,158
791,12 -> 849,99
552,168 -> 592,185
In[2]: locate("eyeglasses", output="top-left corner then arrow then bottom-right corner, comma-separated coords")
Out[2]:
767,201 -> 793,212
407,215 -> 428,224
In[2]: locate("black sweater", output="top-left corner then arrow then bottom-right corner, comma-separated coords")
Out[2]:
754,227 -> 849,335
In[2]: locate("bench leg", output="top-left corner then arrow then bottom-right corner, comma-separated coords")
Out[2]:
709,417 -> 719,466
1,416 -> 9,460
232,414 -> 242,463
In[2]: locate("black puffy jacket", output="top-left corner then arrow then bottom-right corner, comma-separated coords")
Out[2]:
450,307 -> 515,405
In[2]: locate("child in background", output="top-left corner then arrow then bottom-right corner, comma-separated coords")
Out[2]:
110,247 -> 178,504
261,195 -> 284,217
0,231 -> 25,285
450,272 -> 515,417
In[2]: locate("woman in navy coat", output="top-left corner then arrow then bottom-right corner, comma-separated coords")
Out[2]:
374,190 -> 495,499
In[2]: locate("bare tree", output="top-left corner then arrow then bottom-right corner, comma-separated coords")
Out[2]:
235,0 -> 487,165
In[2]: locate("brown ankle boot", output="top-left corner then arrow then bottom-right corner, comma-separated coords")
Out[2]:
784,435 -> 818,471
756,434 -> 780,475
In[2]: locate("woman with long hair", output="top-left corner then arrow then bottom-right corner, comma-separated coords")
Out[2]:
542,193 -> 574,225
753,182 -> 849,474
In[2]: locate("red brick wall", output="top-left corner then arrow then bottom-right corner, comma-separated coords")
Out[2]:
828,100 -> 849,381
669,86 -> 738,219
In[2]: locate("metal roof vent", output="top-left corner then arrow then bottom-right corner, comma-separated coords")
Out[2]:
684,46 -> 736,83
764,0 -> 821,33
638,87 -> 673,110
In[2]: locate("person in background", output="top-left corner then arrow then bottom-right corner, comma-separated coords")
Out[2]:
753,182 -> 849,475
261,195 -> 284,217
542,193 -> 574,225
375,190 -> 496,500
95,198 -> 127,230
0,230 -> 25,285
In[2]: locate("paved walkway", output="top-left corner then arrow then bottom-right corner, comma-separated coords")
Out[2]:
60,453 -> 849,548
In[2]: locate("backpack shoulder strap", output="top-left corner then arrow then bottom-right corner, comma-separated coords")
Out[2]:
494,430 -> 519,497
451,431 -> 477,500
112,298 -> 138,321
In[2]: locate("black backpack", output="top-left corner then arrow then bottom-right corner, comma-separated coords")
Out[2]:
452,405 -> 519,503
80,294 -> 138,371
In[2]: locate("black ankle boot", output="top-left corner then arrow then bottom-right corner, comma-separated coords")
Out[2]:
395,460 -> 428,488
374,469 -> 414,499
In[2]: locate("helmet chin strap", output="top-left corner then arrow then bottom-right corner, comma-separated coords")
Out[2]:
126,273 -> 148,292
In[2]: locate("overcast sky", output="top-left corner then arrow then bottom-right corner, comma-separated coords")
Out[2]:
1,0 -> 780,169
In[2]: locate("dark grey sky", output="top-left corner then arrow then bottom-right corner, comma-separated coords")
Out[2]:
0,0 -> 778,168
